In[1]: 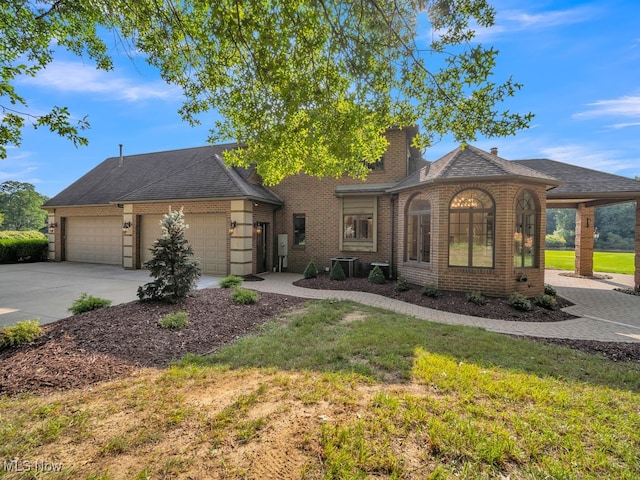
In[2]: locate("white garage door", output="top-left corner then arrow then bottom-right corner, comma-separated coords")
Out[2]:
65,217 -> 122,265
141,213 -> 227,275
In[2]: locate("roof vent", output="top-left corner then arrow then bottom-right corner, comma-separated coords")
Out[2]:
490,147 -> 498,156
119,144 -> 123,167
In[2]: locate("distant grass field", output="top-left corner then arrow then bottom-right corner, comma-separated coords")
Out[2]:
545,250 -> 635,274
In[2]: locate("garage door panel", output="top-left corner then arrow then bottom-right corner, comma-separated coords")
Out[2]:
141,213 -> 227,275
66,217 -> 122,265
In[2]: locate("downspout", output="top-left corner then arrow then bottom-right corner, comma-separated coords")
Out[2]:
272,204 -> 283,272
390,193 -> 397,279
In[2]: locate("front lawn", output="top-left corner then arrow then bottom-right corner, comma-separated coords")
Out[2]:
1,299 -> 638,479
546,250 -> 635,274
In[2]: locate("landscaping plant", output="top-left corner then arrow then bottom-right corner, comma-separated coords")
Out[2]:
0,319 -> 42,349
394,276 -> 410,293
466,291 -> 487,305
69,293 -> 112,315
219,275 -> 243,288
368,265 -> 386,284
508,292 -> 532,312
303,260 -> 318,279
330,261 -> 346,281
230,287 -> 258,305
158,312 -> 189,330
138,207 -> 201,303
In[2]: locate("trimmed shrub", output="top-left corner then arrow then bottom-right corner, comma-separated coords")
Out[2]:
368,265 -> 386,284
544,284 -> 557,296
394,276 -> 410,293
330,261 -> 346,281
69,293 -> 112,315
508,293 -> 532,312
0,319 -> 42,350
421,285 -> 442,298
0,238 -> 47,263
466,291 -> 487,306
303,261 -> 318,279
158,311 -> 189,330
534,294 -> 557,310
0,230 -> 46,240
230,287 -> 258,305
219,275 -> 243,288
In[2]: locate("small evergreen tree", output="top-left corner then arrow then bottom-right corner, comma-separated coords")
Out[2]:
329,260 -> 346,281
303,260 -> 318,279
137,207 -> 201,303
368,265 -> 386,284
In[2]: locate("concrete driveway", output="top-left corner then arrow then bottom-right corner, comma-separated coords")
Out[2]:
0,262 -> 221,328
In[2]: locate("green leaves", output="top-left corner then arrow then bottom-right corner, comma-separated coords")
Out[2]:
2,1 -> 534,184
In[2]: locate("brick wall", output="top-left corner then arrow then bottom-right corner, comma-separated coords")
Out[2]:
396,181 -> 547,297
269,128 -> 411,274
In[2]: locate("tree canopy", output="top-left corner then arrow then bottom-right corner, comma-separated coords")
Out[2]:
0,181 -> 48,231
2,0 -> 533,184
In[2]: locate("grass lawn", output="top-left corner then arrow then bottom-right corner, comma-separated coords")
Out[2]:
1,300 -> 638,479
546,250 -> 635,274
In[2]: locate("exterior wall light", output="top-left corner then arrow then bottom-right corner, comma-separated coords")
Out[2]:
48,222 -> 58,233
254,222 -> 263,234
229,221 -> 237,236
122,221 -> 132,232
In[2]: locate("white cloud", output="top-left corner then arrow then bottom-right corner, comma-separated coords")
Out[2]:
471,6 -> 595,42
540,144 -> 637,173
19,61 -> 179,102
574,96 -> 640,120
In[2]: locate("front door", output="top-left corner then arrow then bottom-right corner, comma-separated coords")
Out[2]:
256,223 -> 268,273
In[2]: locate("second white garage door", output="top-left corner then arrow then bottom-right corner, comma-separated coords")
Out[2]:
141,213 -> 228,275
65,216 -> 122,265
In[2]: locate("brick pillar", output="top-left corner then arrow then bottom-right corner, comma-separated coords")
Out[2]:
635,201 -> 640,289
575,204 -> 595,276
230,199 -> 254,276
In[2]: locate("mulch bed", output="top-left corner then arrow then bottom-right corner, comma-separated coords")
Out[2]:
293,275 -> 576,322
1,278 -> 638,397
0,288 -> 305,396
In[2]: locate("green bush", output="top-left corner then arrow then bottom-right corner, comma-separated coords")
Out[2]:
508,293 -> 532,312
0,238 -> 47,263
545,233 -> 567,249
534,294 -> 557,310
466,291 -> 487,306
368,265 -> 386,284
0,230 -> 46,240
394,276 -> 410,293
544,284 -> 557,296
158,311 -> 189,329
69,293 -> 112,315
303,261 -> 318,279
230,287 -> 258,305
219,275 -> 243,288
0,319 -> 43,350
421,285 -> 442,298
330,261 -> 346,281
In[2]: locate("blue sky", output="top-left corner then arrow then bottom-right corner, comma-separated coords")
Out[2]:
3,0 -> 640,198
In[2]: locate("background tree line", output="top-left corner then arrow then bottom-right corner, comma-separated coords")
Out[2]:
0,181 -> 48,232
546,200 -> 637,251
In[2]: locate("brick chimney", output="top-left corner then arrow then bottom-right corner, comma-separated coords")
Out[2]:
490,147 -> 498,156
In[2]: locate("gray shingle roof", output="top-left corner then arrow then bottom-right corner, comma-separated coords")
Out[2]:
389,145 -> 559,192
514,159 -> 640,197
44,144 -> 283,206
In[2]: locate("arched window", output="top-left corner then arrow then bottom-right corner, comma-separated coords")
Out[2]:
449,189 -> 494,267
514,190 -> 537,268
406,194 -> 431,263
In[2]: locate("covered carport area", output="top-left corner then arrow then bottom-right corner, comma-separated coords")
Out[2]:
515,159 -> 640,288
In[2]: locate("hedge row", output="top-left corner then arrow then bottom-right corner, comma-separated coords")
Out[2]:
0,238 -> 48,263
0,230 -> 47,240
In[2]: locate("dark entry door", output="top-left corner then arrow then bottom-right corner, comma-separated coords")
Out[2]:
256,223 -> 268,273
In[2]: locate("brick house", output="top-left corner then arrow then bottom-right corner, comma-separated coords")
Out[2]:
44,127 -> 640,296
